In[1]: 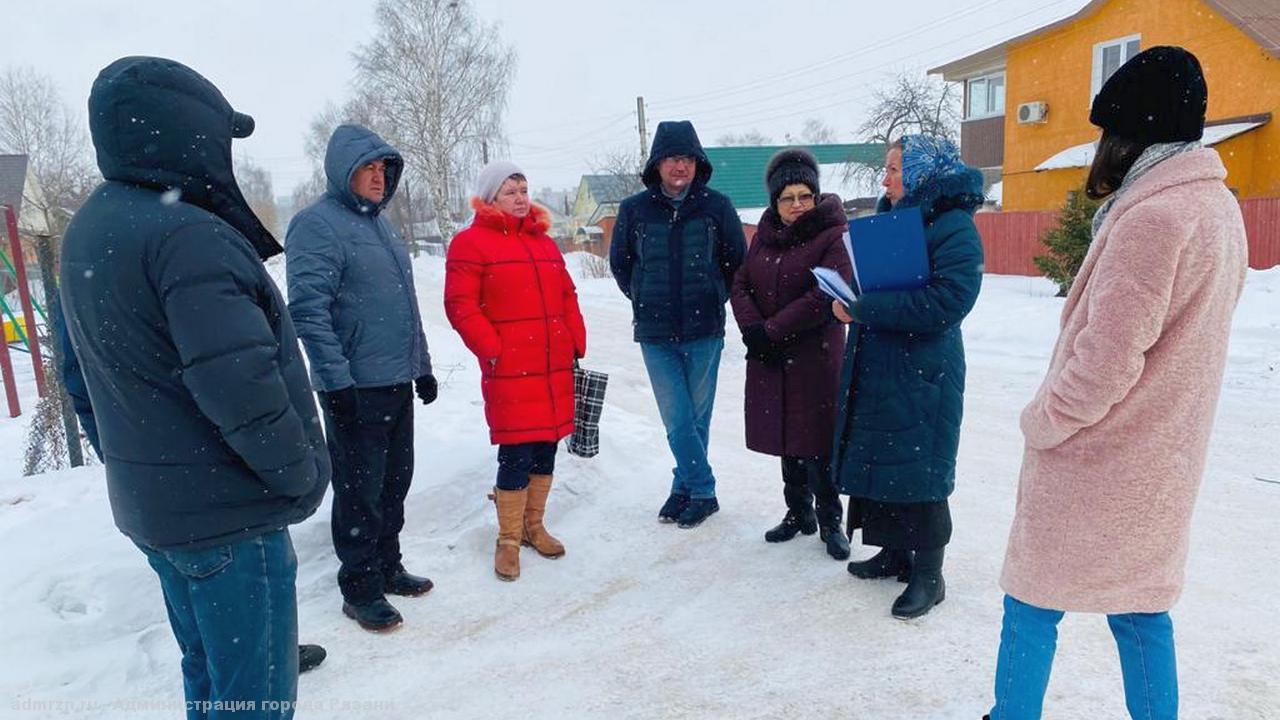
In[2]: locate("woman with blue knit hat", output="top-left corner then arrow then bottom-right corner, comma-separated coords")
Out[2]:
831,134 -> 985,620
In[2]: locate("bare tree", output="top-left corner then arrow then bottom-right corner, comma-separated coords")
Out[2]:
353,0 -> 516,240
799,118 -> 838,144
714,129 -> 773,147
589,147 -> 644,185
855,72 -> 960,147
0,67 -> 97,233
235,157 -> 280,238
843,72 -> 961,185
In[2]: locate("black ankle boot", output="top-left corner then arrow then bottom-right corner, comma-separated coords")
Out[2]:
892,547 -> 946,620
342,597 -> 404,632
765,509 -> 818,542
298,644 -> 326,673
385,566 -> 434,597
819,525 -> 851,560
846,548 -> 912,581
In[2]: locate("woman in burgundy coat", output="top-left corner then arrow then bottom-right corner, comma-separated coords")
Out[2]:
445,161 -> 587,582
731,148 -> 853,560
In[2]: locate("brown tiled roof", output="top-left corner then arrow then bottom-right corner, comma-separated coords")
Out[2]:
930,0 -> 1280,79
1206,0 -> 1280,57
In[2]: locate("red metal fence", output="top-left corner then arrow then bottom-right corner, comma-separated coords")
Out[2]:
1240,197 -> 1280,270
975,198 -> 1280,276
973,211 -> 1058,276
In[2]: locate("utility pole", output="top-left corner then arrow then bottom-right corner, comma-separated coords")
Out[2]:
482,140 -> 489,164
33,233 -> 83,468
637,96 -> 648,164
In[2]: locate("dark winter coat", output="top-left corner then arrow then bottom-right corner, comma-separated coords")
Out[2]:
833,170 -> 985,503
731,194 -> 852,458
285,124 -> 432,392
56,302 -> 100,459
59,56 -> 328,550
610,121 -> 747,344
445,200 -> 587,445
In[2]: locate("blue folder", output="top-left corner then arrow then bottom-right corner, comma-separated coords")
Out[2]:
845,205 -> 930,294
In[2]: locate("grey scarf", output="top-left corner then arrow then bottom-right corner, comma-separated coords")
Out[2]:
1092,141 -> 1202,239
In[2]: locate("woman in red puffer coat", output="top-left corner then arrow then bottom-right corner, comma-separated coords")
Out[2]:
445,160 -> 587,583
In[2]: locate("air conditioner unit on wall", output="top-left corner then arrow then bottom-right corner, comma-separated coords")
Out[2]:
1018,101 -> 1049,124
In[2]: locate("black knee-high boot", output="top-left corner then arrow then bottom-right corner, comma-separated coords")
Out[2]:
892,546 -> 946,619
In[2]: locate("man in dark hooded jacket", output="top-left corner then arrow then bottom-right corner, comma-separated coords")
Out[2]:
609,120 -> 746,529
56,303 -> 330,675
286,124 -> 435,632
59,57 -> 328,717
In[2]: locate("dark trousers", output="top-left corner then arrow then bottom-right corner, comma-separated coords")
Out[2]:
319,383 -> 414,604
496,441 -> 558,491
781,456 -> 842,529
848,498 -> 952,550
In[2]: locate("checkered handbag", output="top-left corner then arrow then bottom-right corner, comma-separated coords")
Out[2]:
566,362 -> 608,458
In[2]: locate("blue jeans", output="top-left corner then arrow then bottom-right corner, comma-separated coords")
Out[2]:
991,594 -> 1178,720
496,441 -> 558,490
136,530 -> 299,720
639,336 -> 724,499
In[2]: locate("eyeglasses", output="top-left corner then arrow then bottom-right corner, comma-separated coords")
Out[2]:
777,192 -> 815,206
663,155 -> 696,166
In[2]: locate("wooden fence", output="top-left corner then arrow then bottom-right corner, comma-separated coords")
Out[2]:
975,198 -> 1280,276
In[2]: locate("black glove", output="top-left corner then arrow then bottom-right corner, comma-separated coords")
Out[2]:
742,324 -> 783,366
414,374 -> 438,405
323,386 -> 359,423
742,324 -> 770,353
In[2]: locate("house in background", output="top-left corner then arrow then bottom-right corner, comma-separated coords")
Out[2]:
930,0 -> 1280,211
702,143 -> 885,241
0,154 -> 59,269
540,202 -> 573,244
569,174 -> 643,256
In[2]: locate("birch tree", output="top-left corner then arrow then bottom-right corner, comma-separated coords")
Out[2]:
0,66 -> 97,233
353,0 -> 515,240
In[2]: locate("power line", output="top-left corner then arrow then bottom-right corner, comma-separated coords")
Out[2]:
645,0 -> 1076,112
662,0 -> 1088,134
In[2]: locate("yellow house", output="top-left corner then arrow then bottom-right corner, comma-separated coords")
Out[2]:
931,0 -> 1280,211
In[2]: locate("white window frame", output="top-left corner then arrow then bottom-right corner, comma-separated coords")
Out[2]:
965,72 -> 1007,120
1092,34 -> 1142,98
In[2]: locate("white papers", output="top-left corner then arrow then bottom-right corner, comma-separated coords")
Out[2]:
841,230 -> 861,295
812,267 -> 857,307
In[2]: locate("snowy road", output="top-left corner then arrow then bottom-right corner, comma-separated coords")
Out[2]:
2,259 -> 1277,719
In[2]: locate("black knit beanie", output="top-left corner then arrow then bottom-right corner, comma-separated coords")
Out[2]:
1089,46 -> 1207,143
765,148 -> 820,208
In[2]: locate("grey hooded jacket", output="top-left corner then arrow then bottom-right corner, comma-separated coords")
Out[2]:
286,124 -> 432,392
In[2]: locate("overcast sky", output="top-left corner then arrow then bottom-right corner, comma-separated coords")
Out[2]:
3,0 -> 1087,196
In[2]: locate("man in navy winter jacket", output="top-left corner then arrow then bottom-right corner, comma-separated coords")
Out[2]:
60,56 -> 328,717
609,120 -> 746,528
286,124 -> 436,632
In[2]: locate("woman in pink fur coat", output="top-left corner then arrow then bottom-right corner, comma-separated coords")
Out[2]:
986,47 -> 1249,720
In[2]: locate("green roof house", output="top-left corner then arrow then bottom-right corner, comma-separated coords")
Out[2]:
703,143 -> 886,226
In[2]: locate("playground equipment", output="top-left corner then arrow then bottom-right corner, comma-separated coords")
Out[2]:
2,204 -> 48,417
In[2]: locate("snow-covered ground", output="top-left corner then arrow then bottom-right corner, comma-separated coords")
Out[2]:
2,259 -> 1277,719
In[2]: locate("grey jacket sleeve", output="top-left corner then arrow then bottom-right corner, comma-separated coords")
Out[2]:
154,223 -> 318,498
417,323 -> 433,377
285,213 -> 354,391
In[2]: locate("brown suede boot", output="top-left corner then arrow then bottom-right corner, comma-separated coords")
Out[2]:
523,474 -> 566,559
492,487 -> 527,581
